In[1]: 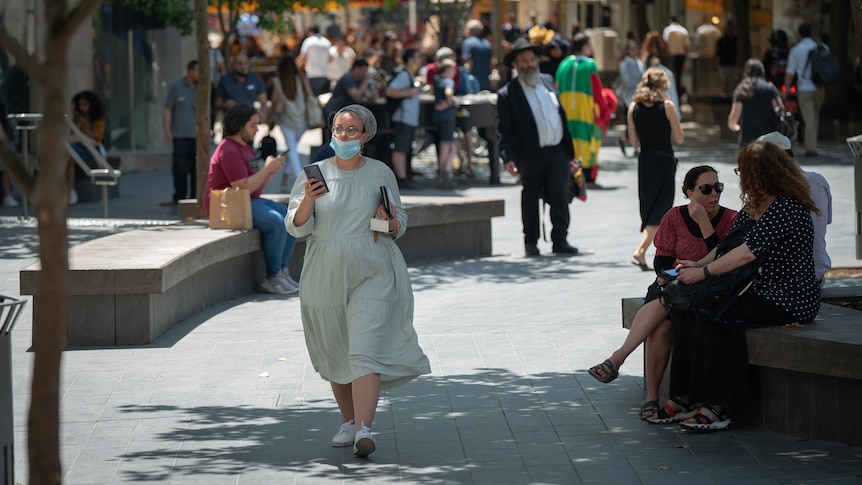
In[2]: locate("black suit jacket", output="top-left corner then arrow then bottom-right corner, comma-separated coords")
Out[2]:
496,73 -> 575,176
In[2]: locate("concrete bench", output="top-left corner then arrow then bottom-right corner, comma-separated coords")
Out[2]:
21,196 -> 504,347
20,222 -> 265,347
279,195 -> 505,270
622,287 -> 862,447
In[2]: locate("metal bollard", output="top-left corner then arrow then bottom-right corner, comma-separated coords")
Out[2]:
846,135 -> 862,259
0,295 -> 26,485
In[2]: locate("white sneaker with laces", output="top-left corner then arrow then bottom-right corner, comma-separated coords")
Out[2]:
3,195 -> 19,208
331,419 -> 354,447
276,269 -> 299,294
260,276 -> 288,294
353,423 -> 376,457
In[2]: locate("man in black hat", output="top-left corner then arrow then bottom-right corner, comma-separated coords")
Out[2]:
496,38 -> 578,257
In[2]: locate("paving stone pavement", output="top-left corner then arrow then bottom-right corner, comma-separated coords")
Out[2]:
2,124 -> 862,484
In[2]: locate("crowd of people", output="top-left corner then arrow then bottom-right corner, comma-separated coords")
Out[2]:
0,13 -> 838,457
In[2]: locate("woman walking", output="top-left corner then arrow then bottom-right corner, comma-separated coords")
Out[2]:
727,58 -> 784,147
628,68 -> 684,270
266,54 -> 315,192
286,105 -> 430,457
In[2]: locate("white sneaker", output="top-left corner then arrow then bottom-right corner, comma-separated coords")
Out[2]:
277,269 -> 299,294
331,419 -> 354,447
353,423 -> 376,457
260,276 -> 288,294
69,189 -> 78,205
2,195 -> 18,208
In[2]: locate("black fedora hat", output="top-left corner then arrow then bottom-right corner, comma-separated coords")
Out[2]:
504,37 -> 543,67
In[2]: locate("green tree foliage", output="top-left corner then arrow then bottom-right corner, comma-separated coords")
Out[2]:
123,0 -> 342,37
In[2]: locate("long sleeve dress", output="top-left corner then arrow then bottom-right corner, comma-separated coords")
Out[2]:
286,157 -> 431,389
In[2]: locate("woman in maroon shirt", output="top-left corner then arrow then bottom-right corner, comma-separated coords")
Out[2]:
588,166 -> 737,420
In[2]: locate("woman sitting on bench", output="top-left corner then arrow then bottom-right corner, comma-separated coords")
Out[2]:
590,142 -> 820,431
589,165 -> 737,420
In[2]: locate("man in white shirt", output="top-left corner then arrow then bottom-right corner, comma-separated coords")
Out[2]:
496,38 -> 578,256
693,16 -> 721,56
663,16 -> 691,98
298,26 -> 332,96
784,23 -> 824,157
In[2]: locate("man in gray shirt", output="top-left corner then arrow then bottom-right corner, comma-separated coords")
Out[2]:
385,49 -> 423,190
163,60 -> 199,204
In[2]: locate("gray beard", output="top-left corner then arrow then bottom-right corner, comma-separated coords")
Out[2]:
520,70 -> 540,87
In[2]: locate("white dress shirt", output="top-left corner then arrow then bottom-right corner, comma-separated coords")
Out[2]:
518,78 -> 564,148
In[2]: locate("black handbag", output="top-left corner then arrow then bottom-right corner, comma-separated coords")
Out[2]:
660,219 -> 764,326
776,110 -> 798,142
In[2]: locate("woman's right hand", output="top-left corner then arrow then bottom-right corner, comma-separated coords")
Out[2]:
688,199 -> 708,225
303,178 -> 327,202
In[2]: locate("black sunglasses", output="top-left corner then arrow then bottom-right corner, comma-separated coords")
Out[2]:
696,183 -> 724,195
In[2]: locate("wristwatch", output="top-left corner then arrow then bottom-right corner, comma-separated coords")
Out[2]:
703,265 -> 712,278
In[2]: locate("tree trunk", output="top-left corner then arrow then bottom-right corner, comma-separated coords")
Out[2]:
0,0 -> 104,482
195,0 -> 212,218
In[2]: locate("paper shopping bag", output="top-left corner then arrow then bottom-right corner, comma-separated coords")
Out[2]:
209,187 -> 252,230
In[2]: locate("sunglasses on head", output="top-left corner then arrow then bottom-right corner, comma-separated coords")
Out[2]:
696,183 -> 724,195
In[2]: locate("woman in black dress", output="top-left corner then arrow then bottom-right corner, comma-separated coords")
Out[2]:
628,67 -> 685,270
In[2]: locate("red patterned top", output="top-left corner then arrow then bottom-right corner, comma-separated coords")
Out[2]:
654,205 -> 738,265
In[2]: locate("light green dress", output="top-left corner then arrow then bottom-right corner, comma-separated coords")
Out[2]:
286,157 -> 430,390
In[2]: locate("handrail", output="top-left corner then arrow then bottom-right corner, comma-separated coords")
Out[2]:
64,115 -> 121,218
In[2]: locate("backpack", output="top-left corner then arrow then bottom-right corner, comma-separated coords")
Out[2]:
385,67 -> 414,116
805,43 -> 840,87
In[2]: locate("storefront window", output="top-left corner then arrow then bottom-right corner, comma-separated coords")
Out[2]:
93,2 -> 171,152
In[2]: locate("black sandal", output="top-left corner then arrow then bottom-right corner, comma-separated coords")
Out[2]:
646,397 -> 697,424
639,400 -> 660,420
588,359 -> 619,384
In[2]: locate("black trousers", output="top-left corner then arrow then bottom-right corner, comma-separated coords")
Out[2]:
172,138 -> 197,203
519,145 -> 571,246
669,291 -> 796,404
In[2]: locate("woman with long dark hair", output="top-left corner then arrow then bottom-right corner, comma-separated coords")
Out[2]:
727,58 -> 784,147
589,166 -> 737,422
265,54 -> 315,191
67,90 -> 107,204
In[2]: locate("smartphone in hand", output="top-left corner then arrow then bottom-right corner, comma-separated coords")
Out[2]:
303,165 -> 329,193
658,268 -> 680,280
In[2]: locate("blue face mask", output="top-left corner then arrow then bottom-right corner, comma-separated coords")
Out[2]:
329,138 -> 362,159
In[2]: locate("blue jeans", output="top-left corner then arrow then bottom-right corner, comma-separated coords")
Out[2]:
251,198 -> 296,277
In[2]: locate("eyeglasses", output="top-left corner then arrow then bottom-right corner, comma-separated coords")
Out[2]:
733,168 -> 741,176
697,183 -> 724,195
332,125 -> 362,138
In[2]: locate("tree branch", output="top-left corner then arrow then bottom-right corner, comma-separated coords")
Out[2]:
0,26 -> 47,83
57,0 -> 104,43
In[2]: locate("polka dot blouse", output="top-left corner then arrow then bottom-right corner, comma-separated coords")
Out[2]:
738,196 -> 820,322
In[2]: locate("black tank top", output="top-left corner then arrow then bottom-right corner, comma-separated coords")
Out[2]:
633,101 -> 673,152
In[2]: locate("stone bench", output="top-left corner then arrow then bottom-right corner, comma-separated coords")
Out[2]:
621,287 -> 862,447
20,196 -> 504,347
20,222 -> 265,347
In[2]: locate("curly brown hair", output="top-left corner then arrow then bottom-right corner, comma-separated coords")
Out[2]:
632,67 -> 669,105
737,141 -> 819,216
